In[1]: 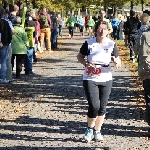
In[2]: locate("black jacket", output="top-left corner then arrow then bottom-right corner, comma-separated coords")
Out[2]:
0,19 -> 12,45
126,17 -> 141,34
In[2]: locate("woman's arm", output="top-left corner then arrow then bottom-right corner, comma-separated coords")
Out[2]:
77,53 -> 87,66
77,41 -> 89,66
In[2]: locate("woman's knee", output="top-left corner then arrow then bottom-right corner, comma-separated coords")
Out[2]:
88,104 -> 100,118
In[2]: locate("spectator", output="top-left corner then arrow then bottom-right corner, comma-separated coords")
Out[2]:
126,9 -> 141,62
3,9 -> 15,82
39,7 -> 52,52
33,11 -> 42,53
118,16 -> 124,40
51,22 -> 58,49
51,13 -> 59,48
135,13 -> 150,40
0,8 -> 12,83
8,4 -> 19,25
57,14 -> 63,36
111,15 -> 119,40
133,15 -> 150,136
24,11 -> 36,75
11,16 -> 28,78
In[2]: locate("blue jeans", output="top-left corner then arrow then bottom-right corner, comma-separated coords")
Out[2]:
0,46 -> 8,79
143,79 -> 150,126
24,48 -> 33,73
52,34 -> 58,49
52,29 -> 58,49
112,28 -> 117,40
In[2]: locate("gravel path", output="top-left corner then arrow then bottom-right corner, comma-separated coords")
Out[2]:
0,28 -> 149,150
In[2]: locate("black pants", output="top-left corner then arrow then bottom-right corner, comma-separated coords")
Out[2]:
83,80 -> 112,118
79,25 -> 84,32
68,27 -> 74,37
112,28 -> 118,40
143,79 -> 150,126
12,54 -> 25,78
128,34 -> 136,59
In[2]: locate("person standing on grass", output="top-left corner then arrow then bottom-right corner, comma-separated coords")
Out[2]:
77,20 -> 121,142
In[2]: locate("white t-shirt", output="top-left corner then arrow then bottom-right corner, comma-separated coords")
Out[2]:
80,37 -> 119,82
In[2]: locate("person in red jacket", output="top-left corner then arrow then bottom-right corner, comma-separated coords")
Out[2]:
85,15 -> 89,32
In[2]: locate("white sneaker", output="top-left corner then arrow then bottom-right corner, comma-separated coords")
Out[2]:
83,128 -> 93,142
94,131 -> 104,141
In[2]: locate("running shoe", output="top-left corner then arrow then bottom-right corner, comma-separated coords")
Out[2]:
94,130 -> 104,141
83,128 -> 93,142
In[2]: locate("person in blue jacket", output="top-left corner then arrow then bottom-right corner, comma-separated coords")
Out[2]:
111,15 -> 119,40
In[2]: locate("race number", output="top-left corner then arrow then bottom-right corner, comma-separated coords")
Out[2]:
86,68 -> 101,76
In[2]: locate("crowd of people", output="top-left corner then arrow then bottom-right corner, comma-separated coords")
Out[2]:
1,3 -> 150,141
0,5 -> 63,83
65,10 -> 141,62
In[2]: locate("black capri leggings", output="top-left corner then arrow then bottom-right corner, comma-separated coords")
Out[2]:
83,80 -> 112,118
79,25 -> 84,32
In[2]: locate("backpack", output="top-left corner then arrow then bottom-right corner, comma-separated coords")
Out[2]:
39,13 -> 49,29
138,31 -> 150,79
112,18 -> 119,29
8,14 -> 16,25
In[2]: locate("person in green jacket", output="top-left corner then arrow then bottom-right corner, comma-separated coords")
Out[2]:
11,16 -> 29,78
66,14 -> 75,39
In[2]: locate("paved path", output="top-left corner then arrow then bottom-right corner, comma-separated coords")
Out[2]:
0,28 -> 149,150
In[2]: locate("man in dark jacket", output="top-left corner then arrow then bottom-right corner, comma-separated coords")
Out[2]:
126,10 -> 141,62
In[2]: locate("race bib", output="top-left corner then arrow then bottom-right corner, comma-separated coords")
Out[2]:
86,68 -> 101,76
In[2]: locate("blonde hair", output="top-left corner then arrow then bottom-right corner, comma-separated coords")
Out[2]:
140,13 -> 150,25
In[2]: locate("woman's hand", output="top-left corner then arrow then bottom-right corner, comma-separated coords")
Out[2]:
112,56 -> 121,68
86,62 -> 96,72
